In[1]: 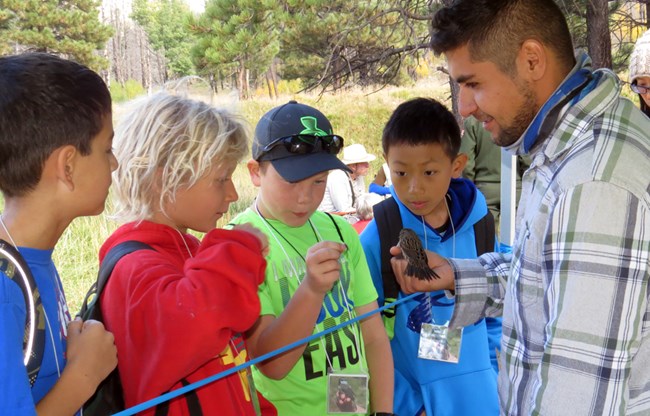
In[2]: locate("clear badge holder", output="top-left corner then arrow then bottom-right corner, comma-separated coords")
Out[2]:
326,371 -> 369,414
418,321 -> 463,363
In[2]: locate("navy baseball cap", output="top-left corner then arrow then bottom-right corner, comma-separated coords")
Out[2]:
253,101 -> 351,182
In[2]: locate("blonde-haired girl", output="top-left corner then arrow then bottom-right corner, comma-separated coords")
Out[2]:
100,92 -> 276,415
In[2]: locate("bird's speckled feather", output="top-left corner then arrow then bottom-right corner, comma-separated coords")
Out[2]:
397,228 -> 439,280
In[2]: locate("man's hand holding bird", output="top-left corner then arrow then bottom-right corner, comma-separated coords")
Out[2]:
391,228 -> 455,294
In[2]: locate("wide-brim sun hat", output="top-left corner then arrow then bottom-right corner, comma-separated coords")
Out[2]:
341,143 -> 376,165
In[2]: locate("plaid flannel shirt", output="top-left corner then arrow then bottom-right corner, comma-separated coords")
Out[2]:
449,57 -> 650,415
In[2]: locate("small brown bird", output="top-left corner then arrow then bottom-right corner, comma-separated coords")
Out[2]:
397,228 -> 440,281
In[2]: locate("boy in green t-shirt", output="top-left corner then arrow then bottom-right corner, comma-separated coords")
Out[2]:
229,101 -> 394,415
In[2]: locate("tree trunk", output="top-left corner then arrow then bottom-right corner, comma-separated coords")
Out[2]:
586,0 -> 612,69
271,59 -> 279,98
449,80 -> 462,126
265,72 -> 274,99
139,28 -> 150,89
237,64 -> 245,100
209,73 -> 218,94
245,68 -> 251,99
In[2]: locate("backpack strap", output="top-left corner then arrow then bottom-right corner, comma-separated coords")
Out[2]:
78,240 -> 154,322
81,241 -> 205,415
0,239 -> 45,387
372,197 -> 402,316
80,241 -> 156,414
154,378 -> 203,416
473,211 -> 496,256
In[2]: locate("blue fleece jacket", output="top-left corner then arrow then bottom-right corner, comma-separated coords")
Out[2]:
360,178 -> 501,416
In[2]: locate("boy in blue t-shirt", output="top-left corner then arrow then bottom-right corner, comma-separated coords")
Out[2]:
360,98 -> 501,416
0,53 -> 118,415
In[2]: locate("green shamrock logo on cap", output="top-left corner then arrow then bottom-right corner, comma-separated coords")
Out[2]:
300,116 -> 329,137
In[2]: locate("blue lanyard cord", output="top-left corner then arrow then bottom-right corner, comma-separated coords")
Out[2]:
114,292 -> 419,416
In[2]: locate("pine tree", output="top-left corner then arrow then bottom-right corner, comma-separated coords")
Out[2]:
279,0 -> 431,91
0,0 -> 113,70
190,0 -> 280,98
131,0 -> 196,78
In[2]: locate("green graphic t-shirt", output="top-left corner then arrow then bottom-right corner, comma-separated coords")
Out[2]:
230,208 -> 378,415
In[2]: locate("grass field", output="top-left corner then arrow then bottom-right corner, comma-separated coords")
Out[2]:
0,75 -> 451,313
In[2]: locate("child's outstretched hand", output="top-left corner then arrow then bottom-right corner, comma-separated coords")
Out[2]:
303,241 -> 346,294
232,223 -> 270,256
65,318 -> 118,390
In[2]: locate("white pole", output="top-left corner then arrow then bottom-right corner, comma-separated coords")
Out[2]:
500,149 -> 517,247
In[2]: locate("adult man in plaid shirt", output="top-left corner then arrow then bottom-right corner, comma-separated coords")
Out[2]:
391,0 -> 650,414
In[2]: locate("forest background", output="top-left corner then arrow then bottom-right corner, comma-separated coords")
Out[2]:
0,0 -> 649,311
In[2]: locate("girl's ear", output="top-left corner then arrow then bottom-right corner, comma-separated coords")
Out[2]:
247,159 -> 262,187
452,153 -> 468,179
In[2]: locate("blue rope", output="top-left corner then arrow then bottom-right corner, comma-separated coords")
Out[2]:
113,293 -> 418,415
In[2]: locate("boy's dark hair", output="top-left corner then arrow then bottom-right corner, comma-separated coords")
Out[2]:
430,0 -> 575,76
0,52 -> 111,197
382,97 -> 460,159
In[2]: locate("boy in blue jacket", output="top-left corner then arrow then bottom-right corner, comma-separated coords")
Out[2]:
360,98 -> 501,416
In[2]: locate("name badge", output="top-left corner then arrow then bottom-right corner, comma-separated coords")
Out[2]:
327,372 -> 369,414
418,322 -> 463,363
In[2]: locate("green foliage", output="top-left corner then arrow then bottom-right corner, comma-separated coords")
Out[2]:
131,0 -> 197,77
190,0 -> 281,97
279,0 -> 431,89
109,79 -> 146,103
0,0 -> 113,70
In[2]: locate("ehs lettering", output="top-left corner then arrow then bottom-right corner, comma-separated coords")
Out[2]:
303,314 -> 362,381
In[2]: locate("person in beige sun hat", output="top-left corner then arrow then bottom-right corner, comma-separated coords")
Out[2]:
319,143 -> 377,223
629,29 -> 650,117
341,143 -> 377,165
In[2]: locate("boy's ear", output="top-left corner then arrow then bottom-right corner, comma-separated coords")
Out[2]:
452,153 -> 468,179
247,159 -> 262,187
55,145 -> 78,191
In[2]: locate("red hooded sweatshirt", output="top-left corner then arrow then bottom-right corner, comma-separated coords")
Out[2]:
99,221 -> 276,415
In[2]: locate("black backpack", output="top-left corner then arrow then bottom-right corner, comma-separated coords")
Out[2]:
78,240 -> 204,416
78,240 -> 155,415
373,197 -> 495,323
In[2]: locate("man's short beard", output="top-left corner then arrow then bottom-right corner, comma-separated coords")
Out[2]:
498,84 -> 538,148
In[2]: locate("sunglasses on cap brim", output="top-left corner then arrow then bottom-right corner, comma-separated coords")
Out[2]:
262,134 -> 345,156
